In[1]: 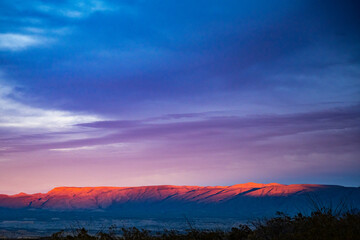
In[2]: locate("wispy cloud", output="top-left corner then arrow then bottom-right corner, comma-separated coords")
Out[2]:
0,0 -> 117,51
50,146 -> 98,152
35,0 -> 115,19
2,105 -> 359,156
49,143 -> 124,152
0,33 -> 44,51
1,105 -> 358,190
0,80 -> 101,129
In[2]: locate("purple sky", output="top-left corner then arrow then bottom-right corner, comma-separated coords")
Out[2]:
0,0 -> 359,193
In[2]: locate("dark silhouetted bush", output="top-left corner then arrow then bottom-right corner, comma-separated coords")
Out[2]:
43,209 -> 359,240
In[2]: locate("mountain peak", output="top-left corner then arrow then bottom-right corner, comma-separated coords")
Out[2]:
230,182 -> 285,188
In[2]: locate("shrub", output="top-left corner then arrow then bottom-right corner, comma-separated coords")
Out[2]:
46,209 -> 360,240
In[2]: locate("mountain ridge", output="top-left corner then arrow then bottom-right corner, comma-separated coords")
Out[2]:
0,183 -> 359,219
2,182 -> 340,196
0,183 -> 357,210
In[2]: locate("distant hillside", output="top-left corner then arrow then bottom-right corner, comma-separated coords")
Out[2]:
0,183 -> 359,219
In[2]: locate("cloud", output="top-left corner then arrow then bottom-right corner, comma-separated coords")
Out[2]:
35,0 -> 115,19
78,120 -> 142,129
0,0 -> 358,116
3,105 -> 359,157
1,106 -> 358,192
0,0 -> 359,191
0,80 -> 101,129
50,146 -> 98,151
0,33 -> 44,51
49,143 -> 124,152
0,0 -> 117,52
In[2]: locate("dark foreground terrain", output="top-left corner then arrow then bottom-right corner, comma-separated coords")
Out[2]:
1,208 -> 359,240
1,184 -> 359,239
1,184 -> 359,218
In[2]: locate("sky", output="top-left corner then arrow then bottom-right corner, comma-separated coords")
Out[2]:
0,0 -> 359,194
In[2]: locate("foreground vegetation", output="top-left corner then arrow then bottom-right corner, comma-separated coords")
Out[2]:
45,208 -> 359,240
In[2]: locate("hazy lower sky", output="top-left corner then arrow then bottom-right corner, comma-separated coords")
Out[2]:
0,0 -> 359,194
